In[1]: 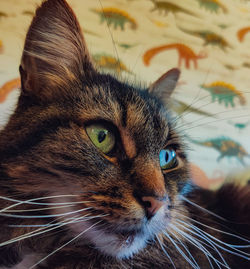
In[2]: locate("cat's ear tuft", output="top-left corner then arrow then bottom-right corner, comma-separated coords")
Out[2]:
20,0 -> 95,100
149,68 -> 180,103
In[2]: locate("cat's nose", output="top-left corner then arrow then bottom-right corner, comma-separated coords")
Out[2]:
142,196 -> 165,219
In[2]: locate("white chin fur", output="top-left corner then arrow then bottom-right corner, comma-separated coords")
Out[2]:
88,228 -> 149,259
71,206 -> 167,259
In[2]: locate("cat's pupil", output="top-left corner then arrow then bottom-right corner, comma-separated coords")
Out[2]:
165,152 -> 169,162
98,131 -> 107,143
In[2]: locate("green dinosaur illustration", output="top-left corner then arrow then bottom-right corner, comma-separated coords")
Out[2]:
179,28 -> 231,50
22,10 -> 35,16
92,53 -> 132,74
189,136 -> 250,165
195,0 -> 227,13
201,81 -> 246,107
82,28 -> 101,37
117,43 -> 139,50
228,120 -> 250,131
217,24 -> 230,29
91,8 -> 137,31
150,0 -> 197,17
171,99 -> 215,118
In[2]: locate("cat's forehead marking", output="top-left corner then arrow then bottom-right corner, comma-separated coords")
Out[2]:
126,102 -> 147,127
125,99 -> 170,141
80,85 -> 122,122
119,126 -> 137,159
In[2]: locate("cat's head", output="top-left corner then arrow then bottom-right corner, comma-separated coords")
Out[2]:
0,0 -> 189,259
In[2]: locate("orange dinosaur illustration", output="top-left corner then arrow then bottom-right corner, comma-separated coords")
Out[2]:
92,7 -> 137,30
190,163 -> 225,189
0,40 -> 3,53
0,78 -> 20,103
143,43 -> 207,69
237,26 -> 250,42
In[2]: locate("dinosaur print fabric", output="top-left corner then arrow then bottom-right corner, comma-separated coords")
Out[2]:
0,0 -> 250,188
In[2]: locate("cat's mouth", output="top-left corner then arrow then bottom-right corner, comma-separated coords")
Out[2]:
76,206 -> 168,259
64,199 -> 169,259
69,216 -> 160,259
88,225 -> 148,259
114,229 -> 139,247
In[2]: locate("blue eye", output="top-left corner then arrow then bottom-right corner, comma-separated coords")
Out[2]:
159,149 -> 178,170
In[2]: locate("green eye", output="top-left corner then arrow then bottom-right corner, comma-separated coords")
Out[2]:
86,124 -> 115,154
159,149 -> 178,170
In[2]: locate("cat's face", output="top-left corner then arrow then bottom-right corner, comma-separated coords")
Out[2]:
0,0 -> 189,259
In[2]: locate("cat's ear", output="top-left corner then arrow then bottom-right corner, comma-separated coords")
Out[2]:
19,0 -> 95,101
148,68 -> 180,103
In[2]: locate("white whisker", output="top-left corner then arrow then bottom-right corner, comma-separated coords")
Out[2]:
180,196 -> 226,221
176,219 -> 250,256
0,206 -> 92,219
175,212 -> 250,245
0,212 -> 105,247
169,224 -> 226,269
178,114 -> 250,132
28,220 -> 103,269
173,221 -> 230,268
163,231 -> 199,269
174,93 -> 250,129
8,213 -> 92,228
156,234 -> 176,269
4,202 -> 92,213
8,213 -> 108,228
0,194 -> 83,213
166,230 -> 200,269
1,215 -> 83,247
174,219 -> 250,263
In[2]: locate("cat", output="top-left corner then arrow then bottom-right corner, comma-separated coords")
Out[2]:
0,0 -> 249,268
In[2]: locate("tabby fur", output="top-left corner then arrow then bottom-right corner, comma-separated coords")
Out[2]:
0,0 -> 249,268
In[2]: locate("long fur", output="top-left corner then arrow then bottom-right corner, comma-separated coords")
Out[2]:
0,1 -> 249,268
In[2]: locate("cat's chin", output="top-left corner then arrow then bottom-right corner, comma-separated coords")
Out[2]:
87,227 -> 149,259
71,206 -> 168,259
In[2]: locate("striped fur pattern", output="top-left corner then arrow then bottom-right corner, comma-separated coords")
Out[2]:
0,0 -> 249,268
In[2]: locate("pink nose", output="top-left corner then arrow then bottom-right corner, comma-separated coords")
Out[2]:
142,196 -> 165,219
